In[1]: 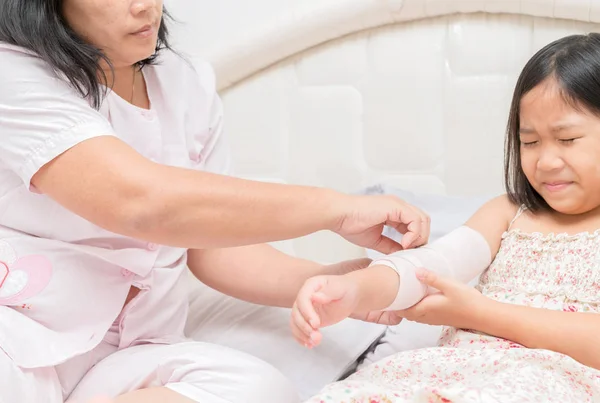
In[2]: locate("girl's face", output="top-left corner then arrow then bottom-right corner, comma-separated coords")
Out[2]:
62,0 -> 163,68
519,78 -> 600,215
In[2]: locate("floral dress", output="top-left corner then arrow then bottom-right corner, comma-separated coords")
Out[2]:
307,225 -> 600,403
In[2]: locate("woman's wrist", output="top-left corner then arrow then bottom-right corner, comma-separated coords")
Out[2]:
318,187 -> 352,232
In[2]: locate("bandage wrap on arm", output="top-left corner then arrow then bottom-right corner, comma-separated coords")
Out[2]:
371,226 -> 492,311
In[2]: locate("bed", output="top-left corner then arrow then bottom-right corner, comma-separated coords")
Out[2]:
167,0 -> 600,399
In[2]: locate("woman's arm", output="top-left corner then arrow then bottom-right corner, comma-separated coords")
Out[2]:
32,137 -> 426,251
474,300 -> 600,370
32,137 -> 339,247
187,245 -> 371,307
1,50 -> 428,252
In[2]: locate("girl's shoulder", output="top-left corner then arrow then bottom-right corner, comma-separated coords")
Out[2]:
464,194 -> 521,258
480,194 -> 521,224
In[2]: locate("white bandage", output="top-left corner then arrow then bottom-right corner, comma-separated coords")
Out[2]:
372,226 -> 492,311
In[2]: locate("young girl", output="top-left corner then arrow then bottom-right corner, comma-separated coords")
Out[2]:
291,33 -> 600,402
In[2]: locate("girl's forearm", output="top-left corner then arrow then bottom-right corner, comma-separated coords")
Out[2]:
346,265 -> 400,313
473,300 -> 600,370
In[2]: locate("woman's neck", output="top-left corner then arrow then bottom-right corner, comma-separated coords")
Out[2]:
102,64 -> 150,109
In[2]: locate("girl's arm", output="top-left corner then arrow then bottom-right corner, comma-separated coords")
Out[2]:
289,196 -> 517,346
473,299 -> 600,370
461,196 -> 600,369
350,195 -> 517,313
402,270 -> 600,371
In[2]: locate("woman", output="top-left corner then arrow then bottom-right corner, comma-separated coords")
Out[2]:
0,1 -> 429,402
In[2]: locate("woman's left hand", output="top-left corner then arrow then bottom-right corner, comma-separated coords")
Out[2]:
396,269 -> 491,329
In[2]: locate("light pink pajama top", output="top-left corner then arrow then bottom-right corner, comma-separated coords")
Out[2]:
0,43 -> 231,369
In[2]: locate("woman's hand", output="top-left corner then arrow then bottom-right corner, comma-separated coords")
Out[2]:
396,269 -> 489,329
336,194 -> 430,254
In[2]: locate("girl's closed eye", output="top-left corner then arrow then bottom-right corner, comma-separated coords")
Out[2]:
558,137 -> 580,144
520,140 -> 538,147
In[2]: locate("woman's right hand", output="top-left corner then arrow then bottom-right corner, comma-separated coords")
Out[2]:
335,194 -> 430,254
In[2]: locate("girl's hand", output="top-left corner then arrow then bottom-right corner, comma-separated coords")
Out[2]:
396,269 -> 490,329
322,259 -> 403,326
290,275 -> 360,348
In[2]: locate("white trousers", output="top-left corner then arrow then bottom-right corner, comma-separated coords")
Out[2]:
1,329 -> 300,403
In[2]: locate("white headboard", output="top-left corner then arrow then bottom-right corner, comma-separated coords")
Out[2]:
170,0 -> 600,263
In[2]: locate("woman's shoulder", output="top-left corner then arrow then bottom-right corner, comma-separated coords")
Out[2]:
0,42 -> 87,110
0,42 -> 53,74
0,42 -> 77,96
0,42 -> 37,57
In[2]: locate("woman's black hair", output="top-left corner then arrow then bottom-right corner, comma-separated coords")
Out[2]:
0,0 -> 172,109
505,33 -> 600,212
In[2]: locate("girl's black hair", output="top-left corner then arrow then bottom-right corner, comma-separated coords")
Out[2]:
505,33 -> 600,212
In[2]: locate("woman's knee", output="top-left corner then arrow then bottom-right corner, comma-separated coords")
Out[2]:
242,359 -> 300,403
167,345 -> 300,403
0,350 -> 63,403
71,342 -> 301,403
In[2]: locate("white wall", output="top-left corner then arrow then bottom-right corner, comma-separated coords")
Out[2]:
164,1 -> 600,262
166,0 -> 351,60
